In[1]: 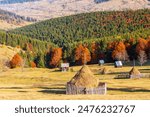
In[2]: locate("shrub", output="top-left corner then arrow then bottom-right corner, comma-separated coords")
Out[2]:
10,54 -> 23,68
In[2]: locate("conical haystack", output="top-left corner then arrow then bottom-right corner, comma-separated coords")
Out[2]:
129,67 -> 141,76
69,65 -> 98,88
101,67 -> 109,74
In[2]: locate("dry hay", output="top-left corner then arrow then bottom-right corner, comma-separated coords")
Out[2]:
68,65 -> 98,88
129,67 -> 141,76
101,67 -> 109,74
90,68 -> 99,74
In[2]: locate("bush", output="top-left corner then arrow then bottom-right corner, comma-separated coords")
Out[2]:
10,54 -> 23,68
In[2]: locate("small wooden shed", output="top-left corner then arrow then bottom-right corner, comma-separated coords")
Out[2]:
98,59 -> 105,66
114,61 -> 123,68
61,63 -> 69,72
129,67 -> 141,78
66,65 -> 107,95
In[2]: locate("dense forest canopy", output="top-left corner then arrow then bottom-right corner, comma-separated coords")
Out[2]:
11,9 -> 150,47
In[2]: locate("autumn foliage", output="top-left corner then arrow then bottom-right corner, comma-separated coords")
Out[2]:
24,43 -> 33,52
30,61 -> 36,68
49,48 -> 62,67
75,44 -> 91,65
136,38 -> 149,63
107,41 -> 118,50
136,38 -> 148,53
112,41 -> 129,61
10,54 -> 23,68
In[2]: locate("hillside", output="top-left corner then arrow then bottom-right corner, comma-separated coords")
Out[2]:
11,9 -> 150,46
0,0 -> 39,4
0,9 -> 36,30
0,9 -> 149,68
0,44 -> 21,70
0,0 -> 149,20
0,44 -> 20,60
0,29 -> 57,68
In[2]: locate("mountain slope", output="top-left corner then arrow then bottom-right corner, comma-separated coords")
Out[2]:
0,0 -> 40,4
0,44 -> 21,70
0,0 -> 149,20
10,9 -> 150,46
0,9 -> 36,30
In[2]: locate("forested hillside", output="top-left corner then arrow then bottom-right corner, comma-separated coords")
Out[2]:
0,9 -> 150,68
0,0 -> 149,20
0,9 -> 36,30
0,30 -> 56,67
11,9 -> 150,47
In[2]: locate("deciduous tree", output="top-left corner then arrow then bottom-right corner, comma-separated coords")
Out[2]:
137,50 -> 147,66
75,44 -> 91,65
49,48 -> 62,68
112,41 -> 129,61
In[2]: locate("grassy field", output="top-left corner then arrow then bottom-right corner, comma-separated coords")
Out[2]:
0,64 -> 150,100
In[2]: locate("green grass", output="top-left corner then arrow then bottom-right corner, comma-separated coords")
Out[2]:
0,64 -> 150,100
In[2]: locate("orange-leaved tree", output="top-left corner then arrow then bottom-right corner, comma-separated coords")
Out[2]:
112,41 -> 129,61
136,38 -> 148,53
75,44 -> 91,65
30,61 -> 36,68
136,38 -> 148,63
49,48 -> 62,68
10,53 -> 23,68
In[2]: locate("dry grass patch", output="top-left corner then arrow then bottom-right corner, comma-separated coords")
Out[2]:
0,65 -> 149,100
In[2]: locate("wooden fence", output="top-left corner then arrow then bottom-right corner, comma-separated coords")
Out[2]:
66,82 -> 107,95
116,73 -> 150,79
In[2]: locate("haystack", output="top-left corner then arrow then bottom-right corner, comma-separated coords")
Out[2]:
66,65 -> 107,95
129,67 -> 141,78
101,67 -> 109,74
69,65 -> 98,88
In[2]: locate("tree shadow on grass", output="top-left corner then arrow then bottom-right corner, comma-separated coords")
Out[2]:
18,91 -> 28,93
139,69 -> 150,73
108,87 -> 150,93
38,88 -> 66,94
0,87 -> 23,89
51,69 -> 61,72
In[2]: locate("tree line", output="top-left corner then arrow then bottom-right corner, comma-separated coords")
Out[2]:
8,34 -> 150,68
0,28 -> 150,68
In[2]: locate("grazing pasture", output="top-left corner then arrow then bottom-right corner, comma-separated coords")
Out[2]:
0,64 -> 150,100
